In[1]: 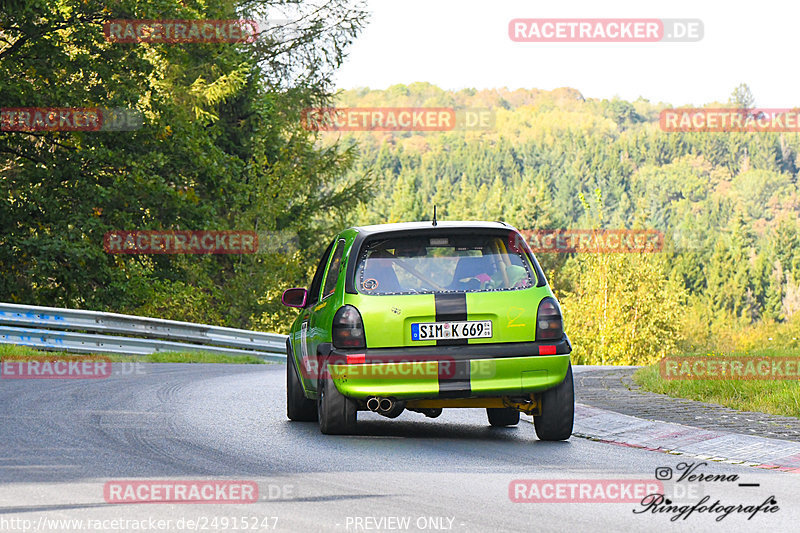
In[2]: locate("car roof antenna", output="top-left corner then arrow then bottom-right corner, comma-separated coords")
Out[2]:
432,205 -> 437,227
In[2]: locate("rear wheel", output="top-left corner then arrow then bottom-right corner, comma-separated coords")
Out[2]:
487,407 -> 520,427
533,363 -> 574,441
286,344 -> 317,422
318,361 -> 357,435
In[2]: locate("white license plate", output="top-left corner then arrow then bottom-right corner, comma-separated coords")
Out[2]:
411,320 -> 492,341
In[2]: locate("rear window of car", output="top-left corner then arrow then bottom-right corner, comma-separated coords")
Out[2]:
354,233 -> 536,295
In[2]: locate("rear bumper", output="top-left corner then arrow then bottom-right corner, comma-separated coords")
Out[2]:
325,339 -> 571,400
321,337 -> 571,361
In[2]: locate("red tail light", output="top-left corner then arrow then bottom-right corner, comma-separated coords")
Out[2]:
536,297 -> 563,340
332,305 -> 366,349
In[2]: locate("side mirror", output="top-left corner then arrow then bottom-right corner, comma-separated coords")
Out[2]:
281,287 -> 308,308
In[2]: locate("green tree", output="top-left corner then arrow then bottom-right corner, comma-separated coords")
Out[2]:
560,250 -> 685,365
0,0 -> 370,330
729,83 -> 755,110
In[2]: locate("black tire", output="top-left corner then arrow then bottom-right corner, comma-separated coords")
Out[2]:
286,344 -> 317,422
533,363 -> 574,441
487,407 -> 520,427
317,361 -> 357,435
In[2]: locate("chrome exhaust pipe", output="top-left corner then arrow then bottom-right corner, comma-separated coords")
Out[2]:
367,397 -> 405,418
378,398 -> 405,419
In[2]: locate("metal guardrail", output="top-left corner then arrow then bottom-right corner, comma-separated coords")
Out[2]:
0,303 -> 287,361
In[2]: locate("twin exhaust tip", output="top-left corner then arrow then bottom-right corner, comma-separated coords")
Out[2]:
366,397 -> 392,412
366,397 -> 404,418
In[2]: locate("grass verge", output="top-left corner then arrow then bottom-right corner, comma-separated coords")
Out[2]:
0,344 -> 266,364
633,348 -> 800,418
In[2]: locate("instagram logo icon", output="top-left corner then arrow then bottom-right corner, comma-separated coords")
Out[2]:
654,467 -> 673,480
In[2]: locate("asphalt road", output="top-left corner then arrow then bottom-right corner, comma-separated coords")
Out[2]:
1,363 -> 798,532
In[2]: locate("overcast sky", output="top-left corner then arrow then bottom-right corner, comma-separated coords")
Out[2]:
333,0 -> 795,107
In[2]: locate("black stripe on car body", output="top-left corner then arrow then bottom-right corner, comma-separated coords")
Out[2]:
434,292 -> 468,346
434,292 -> 469,394
438,359 -> 471,398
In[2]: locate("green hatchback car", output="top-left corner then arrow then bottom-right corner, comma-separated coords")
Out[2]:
281,221 -> 573,439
